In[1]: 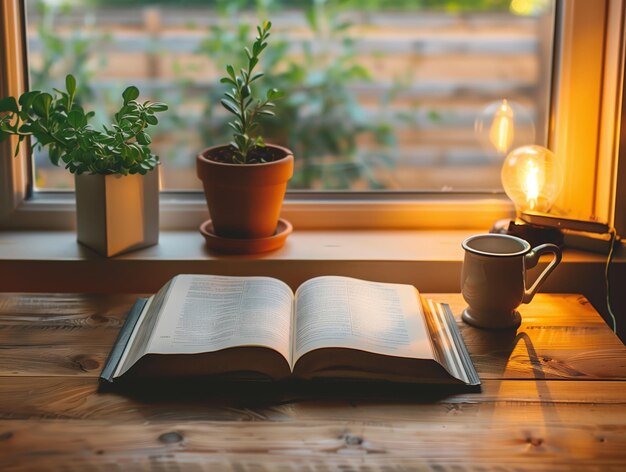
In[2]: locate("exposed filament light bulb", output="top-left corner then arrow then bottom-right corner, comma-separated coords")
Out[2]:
475,99 -> 535,160
489,99 -> 515,155
524,161 -> 540,210
501,145 -> 561,215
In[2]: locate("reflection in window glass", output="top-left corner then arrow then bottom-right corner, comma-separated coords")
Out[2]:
26,0 -> 555,192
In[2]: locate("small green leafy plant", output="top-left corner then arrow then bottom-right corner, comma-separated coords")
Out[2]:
219,20 -> 284,164
195,2 -> 397,188
0,74 -> 168,175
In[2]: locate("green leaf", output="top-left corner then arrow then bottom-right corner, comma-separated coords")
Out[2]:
122,85 -> 140,104
67,109 -> 87,129
129,144 -> 141,159
227,122 -> 241,133
235,133 -> 248,146
148,102 -> 168,112
118,119 -> 132,131
118,105 -> 132,116
220,77 -> 236,86
145,115 -> 158,126
120,144 -> 130,158
248,56 -> 258,71
18,90 -> 40,108
32,130 -> 55,146
32,93 -> 52,118
249,72 -> 264,83
0,97 -> 18,113
226,64 -> 236,80
266,88 -> 284,100
18,123 -> 32,133
220,98 -> 240,116
58,128 -> 76,140
65,74 -> 77,97
49,146 -> 61,166
136,132 -> 152,145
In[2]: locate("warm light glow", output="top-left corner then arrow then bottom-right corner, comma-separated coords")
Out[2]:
489,99 -> 515,155
510,0 -> 534,15
510,0 -> 550,16
523,161 -> 540,210
501,145 -> 561,214
475,99 -> 535,160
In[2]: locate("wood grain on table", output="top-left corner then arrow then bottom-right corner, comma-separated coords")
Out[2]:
1,293 -> 625,471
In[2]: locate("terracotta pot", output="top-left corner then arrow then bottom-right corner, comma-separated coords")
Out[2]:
74,170 -> 159,257
196,144 -> 294,239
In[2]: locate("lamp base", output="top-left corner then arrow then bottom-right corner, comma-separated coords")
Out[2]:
490,218 -> 564,247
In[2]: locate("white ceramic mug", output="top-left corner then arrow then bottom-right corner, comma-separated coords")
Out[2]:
460,233 -> 562,329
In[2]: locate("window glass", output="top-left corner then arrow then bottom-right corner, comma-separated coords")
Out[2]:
26,0 -> 555,192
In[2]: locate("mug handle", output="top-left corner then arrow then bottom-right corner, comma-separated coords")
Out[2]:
522,243 -> 562,304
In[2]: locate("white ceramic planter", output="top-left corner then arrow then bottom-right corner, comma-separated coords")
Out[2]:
74,170 -> 159,257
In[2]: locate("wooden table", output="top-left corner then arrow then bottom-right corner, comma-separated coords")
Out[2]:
1,293 -> 626,471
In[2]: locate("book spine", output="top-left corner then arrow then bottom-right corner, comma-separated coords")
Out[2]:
99,298 -> 148,383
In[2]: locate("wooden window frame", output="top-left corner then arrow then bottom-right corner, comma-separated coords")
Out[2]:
2,0 -> 625,233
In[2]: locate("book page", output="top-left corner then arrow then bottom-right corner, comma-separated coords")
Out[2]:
145,275 -> 294,361
115,278 -> 175,377
293,276 -> 435,365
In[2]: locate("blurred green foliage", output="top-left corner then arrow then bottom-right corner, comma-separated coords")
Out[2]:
93,0 -> 511,12
29,0 -> 108,101
192,0 -> 399,189
28,0 -> 515,189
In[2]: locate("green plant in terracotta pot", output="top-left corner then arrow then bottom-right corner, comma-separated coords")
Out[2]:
196,21 -> 294,249
0,75 -> 168,256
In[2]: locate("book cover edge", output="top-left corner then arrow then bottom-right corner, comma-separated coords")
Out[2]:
439,302 -> 481,386
99,297 -> 149,383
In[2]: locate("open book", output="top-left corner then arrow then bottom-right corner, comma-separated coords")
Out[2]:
101,275 -> 479,387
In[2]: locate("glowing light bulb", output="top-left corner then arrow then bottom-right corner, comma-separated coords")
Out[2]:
501,145 -> 562,214
523,161 -> 541,210
475,100 -> 535,159
489,99 -> 515,155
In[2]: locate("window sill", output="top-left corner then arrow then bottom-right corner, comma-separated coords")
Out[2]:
2,192 -> 514,230
0,229 -> 621,296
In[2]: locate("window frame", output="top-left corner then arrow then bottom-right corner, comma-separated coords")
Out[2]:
605,0 -> 626,236
0,0 -> 29,224
1,0 -> 624,232
549,0 -> 625,229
